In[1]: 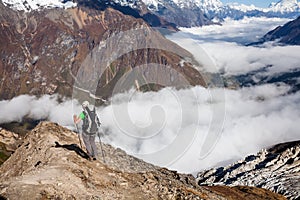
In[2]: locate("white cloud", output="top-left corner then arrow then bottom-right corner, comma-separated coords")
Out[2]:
0,86 -> 299,174
1,17 -> 299,175
0,95 -> 75,127
178,17 -> 291,44
167,17 -> 300,76
168,84 -> 300,173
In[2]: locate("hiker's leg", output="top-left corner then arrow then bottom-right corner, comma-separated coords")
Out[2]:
82,132 -> 92,157
89,134 -> 98,158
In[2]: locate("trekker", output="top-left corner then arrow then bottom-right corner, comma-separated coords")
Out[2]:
73,101 -> 101,160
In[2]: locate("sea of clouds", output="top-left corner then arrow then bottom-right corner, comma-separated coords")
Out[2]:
0,17 -> 299,174
169,17 -> 300,76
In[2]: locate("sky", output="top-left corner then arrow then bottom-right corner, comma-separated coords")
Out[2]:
221,0 -> 276,8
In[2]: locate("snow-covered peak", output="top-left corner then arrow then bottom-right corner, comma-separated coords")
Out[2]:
170,0 -> 195,9
194,0 -> 223,9
2,0 -> 77,12
268,0 -> 300,13
171,0 -> 223,11
141,0 -> 224,13
194,0 -> 223,13
226,3 -> 262,12
142,0 -> 162,11
112,0 -> 143,9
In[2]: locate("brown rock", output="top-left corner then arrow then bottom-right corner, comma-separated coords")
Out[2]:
0,128 -> 21,165
0,3 -> 207,101
0,122 -> 286,199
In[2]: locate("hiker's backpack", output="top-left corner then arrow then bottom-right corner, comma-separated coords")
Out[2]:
82,106 -> 100,134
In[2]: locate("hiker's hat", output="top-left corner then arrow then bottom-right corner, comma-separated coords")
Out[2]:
82,101 -> 89,108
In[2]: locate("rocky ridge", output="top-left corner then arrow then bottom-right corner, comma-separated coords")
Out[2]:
197,140 -> 300,199
0,122 -> 287,199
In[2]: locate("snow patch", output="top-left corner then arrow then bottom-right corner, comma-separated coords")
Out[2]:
2,0 -> 77,12
268,0 -> 300,13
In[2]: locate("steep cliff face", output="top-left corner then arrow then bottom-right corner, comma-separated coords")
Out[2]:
0,122 -> 287,199
197,141 -> 300,199
0,2 -> 206,100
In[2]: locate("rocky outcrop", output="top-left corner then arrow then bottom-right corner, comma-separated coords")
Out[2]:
197,141 -> 300,199
0,122 -> 286,199
0,2 -> 206,100
0,128 -> 21,165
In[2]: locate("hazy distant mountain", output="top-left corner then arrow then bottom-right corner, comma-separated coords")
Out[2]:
6,0 -> 297,28
260,16 -> 300,45
139,0 -> 214,27
141,0 -> 300,26
269,0 -> 300,13
216,0 -> 300,21
235,17 -> 300,93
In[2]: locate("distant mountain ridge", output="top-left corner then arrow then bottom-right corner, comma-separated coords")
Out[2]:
1,0 -> 178,29
1,0 -> 77,11
260,16 -> 300,45
3,0 -> 299,28
142,0 -> 300,25
269,0 -> 300,13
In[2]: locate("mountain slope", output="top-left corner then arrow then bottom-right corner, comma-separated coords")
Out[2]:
0,121 -> 287,199
197,140 -> 300,199
0,1 -> 206,100
260,16 -> 300,45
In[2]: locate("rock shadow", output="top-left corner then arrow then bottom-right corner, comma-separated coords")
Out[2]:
54,141 -> 90,160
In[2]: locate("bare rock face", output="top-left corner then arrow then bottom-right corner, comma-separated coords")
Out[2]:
197,141 -> 300,199
260,16 -> 300,45
0,2 -> 206,100
0,122 -> 286,199
0,128 -> 21,165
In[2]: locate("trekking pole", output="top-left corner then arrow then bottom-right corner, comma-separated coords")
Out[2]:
97,132 -> 106,163
75,123 -> 83,150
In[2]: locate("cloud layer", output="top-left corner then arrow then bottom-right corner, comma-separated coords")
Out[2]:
168,17 -> 300,77
178,17 -> 291,44
0,95 -> 75,127
0,17 -> 299,174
